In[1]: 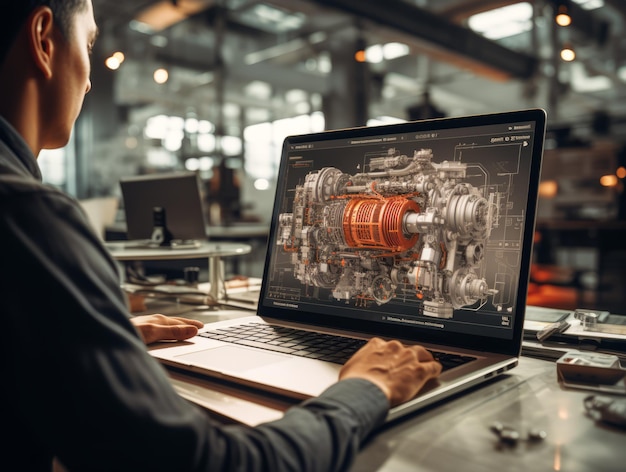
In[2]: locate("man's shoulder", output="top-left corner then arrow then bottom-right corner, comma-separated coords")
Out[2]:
0,172 -> 71,204
0,173 -> 85,237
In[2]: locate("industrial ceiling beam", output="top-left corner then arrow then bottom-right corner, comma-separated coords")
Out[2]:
310,0 -> 538,80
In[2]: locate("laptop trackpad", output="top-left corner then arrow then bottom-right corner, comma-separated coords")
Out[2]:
175,345 -> 289,373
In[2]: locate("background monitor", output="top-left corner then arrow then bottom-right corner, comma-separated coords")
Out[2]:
120,172 -> 208,242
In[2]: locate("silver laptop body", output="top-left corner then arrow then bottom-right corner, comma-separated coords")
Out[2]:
150,109 -> 546,422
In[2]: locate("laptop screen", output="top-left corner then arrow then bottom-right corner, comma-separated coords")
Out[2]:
259,109 -> 546,352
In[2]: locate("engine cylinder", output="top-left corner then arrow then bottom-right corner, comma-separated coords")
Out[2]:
342,197 -> 420,251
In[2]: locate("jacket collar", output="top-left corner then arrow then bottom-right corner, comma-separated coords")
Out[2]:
0,115 -> 43,181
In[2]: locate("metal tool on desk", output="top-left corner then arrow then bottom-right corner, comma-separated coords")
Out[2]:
574,309 -> 626,336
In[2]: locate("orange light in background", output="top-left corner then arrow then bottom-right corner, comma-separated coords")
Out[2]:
105,56 -> 121,70
538,180 -> 558,198
600,174 -> 618,187
104,51 -> 126,70
354,50 -> 366,62
617,166 -> 626,179
105,51 -> 125,70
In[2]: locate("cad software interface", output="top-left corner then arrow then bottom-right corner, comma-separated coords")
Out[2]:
263,119 -> 540,339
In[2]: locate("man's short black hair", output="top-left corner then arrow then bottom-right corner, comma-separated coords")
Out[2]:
0,0 -> 87,66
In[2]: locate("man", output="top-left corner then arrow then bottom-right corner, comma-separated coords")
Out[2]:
0,1 -> 442,471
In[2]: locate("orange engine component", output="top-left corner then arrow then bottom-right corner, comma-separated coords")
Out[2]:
343,197 -> 420,251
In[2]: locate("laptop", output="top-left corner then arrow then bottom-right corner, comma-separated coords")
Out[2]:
118,171 -> 208,249
150,109 -> 546,423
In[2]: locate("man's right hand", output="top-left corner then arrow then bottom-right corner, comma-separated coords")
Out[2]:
339,337 -> 442,407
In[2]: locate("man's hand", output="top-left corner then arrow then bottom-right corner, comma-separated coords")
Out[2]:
131,314 -> 204,345
339,337 -> 442,407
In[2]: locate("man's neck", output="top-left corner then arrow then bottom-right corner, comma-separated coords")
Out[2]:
0,75 -> 43,157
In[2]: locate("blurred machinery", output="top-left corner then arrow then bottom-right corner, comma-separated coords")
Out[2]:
277,148 -> 501,318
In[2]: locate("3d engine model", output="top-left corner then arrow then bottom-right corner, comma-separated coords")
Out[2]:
277,148 -> 500,318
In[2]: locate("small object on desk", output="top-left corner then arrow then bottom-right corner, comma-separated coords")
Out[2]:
584,395 -> 626,428
489,422 -> 520,445
556,351 -> 626,394
489,421 -> 547,446
150,206 -> 173,247
536,319 -> 571,342
184,266 -> 200,287
527,428 -> 548,441
573,308 -> 626,336
574,308 -> 610,330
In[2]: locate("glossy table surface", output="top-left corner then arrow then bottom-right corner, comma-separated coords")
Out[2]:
144,301 -> 626,471
350,355 -> 624,472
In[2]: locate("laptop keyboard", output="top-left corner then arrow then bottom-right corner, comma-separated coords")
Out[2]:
198,322 -> 476,370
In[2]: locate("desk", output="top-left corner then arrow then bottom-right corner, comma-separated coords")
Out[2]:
150,299 -> 625,472
105,222 -> 269,241
163,354 -> 625,471
107,241 -> 251,302
352,355 -> 624,471
106,222 -> 269,277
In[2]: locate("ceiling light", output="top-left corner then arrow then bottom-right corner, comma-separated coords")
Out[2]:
600,175 -> 618,187
153,68 -> 169,84
538,180 -> 558,199
185,158 -> 200,171
295,102 -> 311,114
560,44 -> 576,61
245,81 -> 272,100
555,5 -> 572,26
383,43 -> 410,61
248,4 -> 304,33
365,45 -> 384,63
104,50 -> 125,70
254,179 -> 270,191
105,56 -> 121,70
285,89 -> 308,103
185,117 -> 199,134
198,120 -> 214,134
468,2 -> 533,40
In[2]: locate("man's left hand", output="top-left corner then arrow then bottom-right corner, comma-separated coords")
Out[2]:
131,314 -> 204,344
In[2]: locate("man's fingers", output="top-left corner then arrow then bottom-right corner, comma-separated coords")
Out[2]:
166,324 -> 200,340
168,316 -> 204,328
134,315 -> 203,344
420,359 -> 443,378
411,345 -> 436,362
141,323 -> 199,344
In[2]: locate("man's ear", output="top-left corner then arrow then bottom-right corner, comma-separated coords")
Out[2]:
28,7 -> 56,80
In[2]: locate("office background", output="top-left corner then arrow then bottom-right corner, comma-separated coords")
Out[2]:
41,0 -> 626,315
